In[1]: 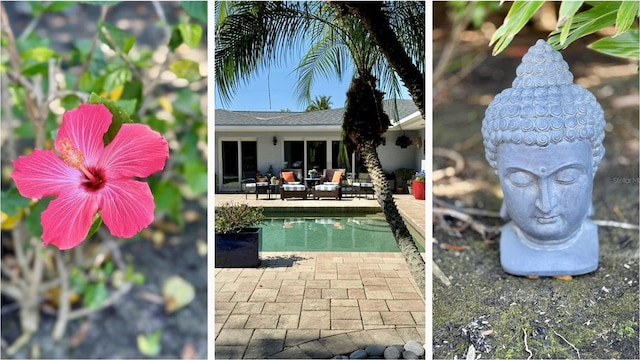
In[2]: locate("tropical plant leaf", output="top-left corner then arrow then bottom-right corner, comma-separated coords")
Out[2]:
178,23 -> 203,48
589,30 -> 640,59
84,281 -> 108,308
170,59 -> 201,82
557,1 -> 584,45
25,198 -> 53,238
87,93 -> 133,146
97,20 -> 136,54
549,2 -> 619,50
615,1 -> 639,36
1,187 -> 31,216
137,331 -> 162,357
490,1 -> 545,55
181,1 -> 207,23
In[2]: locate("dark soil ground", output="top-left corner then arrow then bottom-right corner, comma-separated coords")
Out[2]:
432,31 -> 639,359
1,2 -> 208,358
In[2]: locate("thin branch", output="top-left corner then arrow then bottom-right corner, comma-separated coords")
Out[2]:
523,328 -> 532,360
67,283 -> 133,321
553,331 -> 580,359
74,5 -> 109,91
52,251 -> 71,340
593,220 -> 640,230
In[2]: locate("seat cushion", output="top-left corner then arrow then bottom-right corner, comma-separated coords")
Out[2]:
246,182 -> 268,189
283,184 -> 306,191
315,184 -> 338,191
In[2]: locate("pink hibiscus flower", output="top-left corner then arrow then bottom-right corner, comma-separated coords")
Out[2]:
12,104 -> 169,250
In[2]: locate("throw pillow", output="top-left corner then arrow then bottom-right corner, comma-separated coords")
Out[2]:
282,171 -> 295,183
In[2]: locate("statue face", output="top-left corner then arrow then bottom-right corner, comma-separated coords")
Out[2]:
497,141 -> 593,242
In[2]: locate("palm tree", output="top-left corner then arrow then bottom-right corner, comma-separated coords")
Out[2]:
305,95 -> 333,112
215,1 -> 425,294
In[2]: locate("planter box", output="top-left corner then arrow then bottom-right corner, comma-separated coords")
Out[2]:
215,227 -> 262,268
413,181 -> 425,200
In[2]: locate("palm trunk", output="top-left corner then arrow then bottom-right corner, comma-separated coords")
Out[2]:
360,140 -> 425,296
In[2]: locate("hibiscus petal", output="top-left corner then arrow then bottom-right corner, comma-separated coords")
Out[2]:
41,191 -> 99,250
98,178 -> 155,238
56,104 -> 112,164
99,123 -> 169,178
12,149 -> 82,199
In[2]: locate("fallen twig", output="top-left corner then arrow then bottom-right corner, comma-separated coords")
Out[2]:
523,329 -> 532,360
433,147 -> 466,181
593,220 -> 639,230
432,260 -> 451,286
554,331 -> 580,359
434,207 -> 501,241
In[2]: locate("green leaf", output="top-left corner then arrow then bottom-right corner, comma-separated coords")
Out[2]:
1,187 -> 31,216
21,47 -> 57,62
181,1 -> 207,23
170,59 -> 201,82
152,180 -> 183,226
119,79 -> 143,110
549,2 -> 620,50
168,27 -> 183,52
589,30 -> 640,59
84,281 -> 108,308
103,67 -> 130,93
97,20 -> 136,54
137,330 -> 162,357
86,214 -> 103,240
557,1 -> 583,45
178,23 -> 203,48
615,1 -> 639,36
87,93 -> 133,146
115,99 -> 138,115
184,160 -> 207,195
491,1 -> 545,55
25,198 -> 53,238
60,94 -> 83,111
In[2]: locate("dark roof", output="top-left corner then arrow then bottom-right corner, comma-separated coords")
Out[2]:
215,99 -> 419,127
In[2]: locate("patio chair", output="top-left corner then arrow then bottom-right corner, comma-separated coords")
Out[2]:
321,168 -> 346,184
353,173 -> 375,199
280,169 -> 307,200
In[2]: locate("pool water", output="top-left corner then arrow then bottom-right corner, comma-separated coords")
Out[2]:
259,213 -> 403,252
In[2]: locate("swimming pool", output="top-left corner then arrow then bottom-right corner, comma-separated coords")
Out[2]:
259,213 -> 408,252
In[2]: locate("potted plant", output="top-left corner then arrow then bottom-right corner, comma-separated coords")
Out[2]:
394,168 -> 415,193
215,202 -> 265,268
413,170 -> 425,200
307,168 -> 318,179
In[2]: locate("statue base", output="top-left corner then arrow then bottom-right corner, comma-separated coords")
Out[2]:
500,220 -> 599,277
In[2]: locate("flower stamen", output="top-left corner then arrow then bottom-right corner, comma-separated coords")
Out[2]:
57,138 -> 96,181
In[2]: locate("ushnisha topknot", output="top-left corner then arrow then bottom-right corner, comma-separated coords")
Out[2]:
482,39 -> 606,174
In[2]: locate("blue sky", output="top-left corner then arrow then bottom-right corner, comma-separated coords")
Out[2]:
214,64 -> 352,112
214,63 -> 411,112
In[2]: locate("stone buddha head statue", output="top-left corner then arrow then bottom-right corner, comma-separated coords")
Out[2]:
481,40 -> 606,276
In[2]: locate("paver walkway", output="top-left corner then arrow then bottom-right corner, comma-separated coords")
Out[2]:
214,194 -> 426,359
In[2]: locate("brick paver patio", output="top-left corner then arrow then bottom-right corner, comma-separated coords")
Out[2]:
214,194 -> 425,359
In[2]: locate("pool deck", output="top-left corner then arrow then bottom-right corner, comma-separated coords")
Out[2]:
214,193 -> 426,359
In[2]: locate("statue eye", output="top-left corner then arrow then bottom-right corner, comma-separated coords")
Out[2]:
554,167 -> 583,184
507,171 -> 535,187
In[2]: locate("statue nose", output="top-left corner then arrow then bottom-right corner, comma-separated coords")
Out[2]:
535,178 -> 557,213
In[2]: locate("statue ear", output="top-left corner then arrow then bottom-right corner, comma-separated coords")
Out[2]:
500,201 -> 510,221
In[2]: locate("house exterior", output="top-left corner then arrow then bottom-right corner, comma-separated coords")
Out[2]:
215,99 -> 425,193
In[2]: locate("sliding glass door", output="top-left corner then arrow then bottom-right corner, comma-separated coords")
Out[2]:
220,140 -> 257,192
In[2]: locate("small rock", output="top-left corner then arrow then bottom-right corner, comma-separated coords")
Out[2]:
402,350 -> 419,359
333,356 -> 350,359
350,349 -> 368,359
366,345 -> 386,357
404,341 -> 425,357
383,346 -> 401,359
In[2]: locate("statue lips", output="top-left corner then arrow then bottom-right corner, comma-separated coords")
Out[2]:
536,215 -> 559,225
